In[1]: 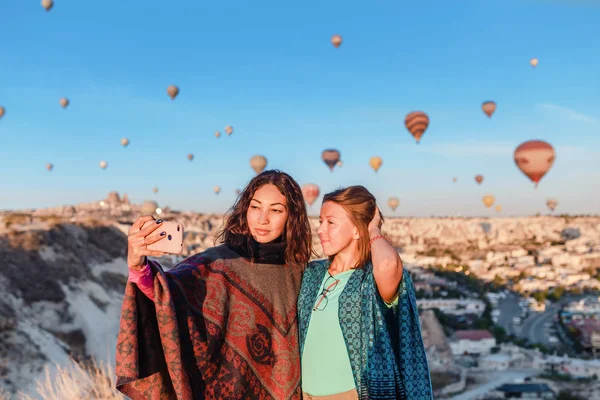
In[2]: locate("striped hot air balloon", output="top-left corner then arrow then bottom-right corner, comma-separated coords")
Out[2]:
514,140 -> 555,188
321,149 -> 341,172
302,183 -> 320,206
482,101 -> 496,118
405,111 -> 429,144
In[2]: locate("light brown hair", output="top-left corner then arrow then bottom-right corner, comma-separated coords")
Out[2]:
215,170 -> 314,265
322,185 -> 383,268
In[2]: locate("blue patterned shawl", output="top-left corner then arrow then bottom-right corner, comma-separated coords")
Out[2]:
298,259 -> 433,400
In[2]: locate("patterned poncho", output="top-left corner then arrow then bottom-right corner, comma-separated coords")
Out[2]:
115,245 -> 304,399
297,260 -> 433,400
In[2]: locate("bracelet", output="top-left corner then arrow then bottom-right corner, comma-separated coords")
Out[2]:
369,234 -> 388,249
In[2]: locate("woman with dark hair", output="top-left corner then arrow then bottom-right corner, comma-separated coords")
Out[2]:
115,170 -> 313,399
298,186 -> 433,400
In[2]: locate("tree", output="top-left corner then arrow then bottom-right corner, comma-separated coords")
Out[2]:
557,390 -> 586,400
533,291 -> 546,303
492,326 -> 507,343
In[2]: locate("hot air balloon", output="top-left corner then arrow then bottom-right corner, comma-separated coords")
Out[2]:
369,156 -> 383,172
388,197 -> 400,212
41,0 -> 53,11
59,98 -> 69,109
0,106 -> 4,119
225,126 -> 233,136
215,131 -> 221,138
153,187 -> 159,194
514,140 -> 555,187
141,200 -> 159,215
99,160 -> 108,170
250,155 -> 267,175
452,177 -> 458,183
405,111 -> 429,144
167,85 -> 179,100
302,183 -> 320,206
322,149 -> 341,172
482,195 -> 495,208
235,189 -> 241,196
187,153 -> 194,161
475,175 -> 484,185
331,35 -> 342,48
495,205 -> 502,212
547,199 -> 558,212
482,101 -> 496,118
121,138 -> 130,147
337,160 -> 343,168
46,163 -> 53,172
530,57 -> 539,68
213,186 -> 221,195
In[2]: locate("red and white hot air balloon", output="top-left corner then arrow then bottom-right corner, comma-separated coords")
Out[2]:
514,140 -> 555,188
302,183 -> 320,206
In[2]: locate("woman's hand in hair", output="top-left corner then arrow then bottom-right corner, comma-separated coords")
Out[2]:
127,215 -> 168,270
369,207 -> 403,303
368,206 -> 383,236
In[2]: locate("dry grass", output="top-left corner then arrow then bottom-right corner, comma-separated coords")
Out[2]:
14,357 -> 125,400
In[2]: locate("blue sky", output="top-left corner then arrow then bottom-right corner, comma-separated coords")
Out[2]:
1,0 -> 599,217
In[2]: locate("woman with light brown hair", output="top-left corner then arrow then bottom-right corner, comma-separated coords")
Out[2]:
298,186 -> 433,400
115,170 -> 313,399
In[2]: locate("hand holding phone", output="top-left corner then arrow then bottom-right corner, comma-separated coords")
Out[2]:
140,219 -> 184,255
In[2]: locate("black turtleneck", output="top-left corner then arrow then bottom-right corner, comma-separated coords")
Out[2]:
228,236 -> 286,265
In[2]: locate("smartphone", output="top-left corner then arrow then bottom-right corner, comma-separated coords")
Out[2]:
141,220 -> 184,255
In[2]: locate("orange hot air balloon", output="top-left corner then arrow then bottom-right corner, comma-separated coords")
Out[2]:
331,35 -> 342,48
405,111 -> 429,144
121,138 -> 130,147
475,175 -> 484,185
225,126 -> 233,136
514,140 -> 555,187
41,0 -> 53,11
482,195 -> 495,208
495,205 -> 502,212
388,197 -> 400,212
452,177 -> 458,183
187,153 -> 194,161
153,187 -> 159,194
59,97 -> 69,109
302,183 -> 320,206
482,101 -> 496,118
250,155 -> 267,174
547,198 -> 558,212
46,163 -> 53,172
215,131 -> 221,138
530,57 -> 539,68
369,156 -> 383,172
322,149 -> 341,172
99,160 -> 108,170
213,186 -> 221,195
167,85 -> 179,100
0,106 -> 4,119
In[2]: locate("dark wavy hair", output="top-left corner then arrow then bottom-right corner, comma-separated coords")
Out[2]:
215,170 -> 314,265
322,185 -> 383,269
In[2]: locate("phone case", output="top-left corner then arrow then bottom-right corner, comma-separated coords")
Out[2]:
141,220 -> 184,255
